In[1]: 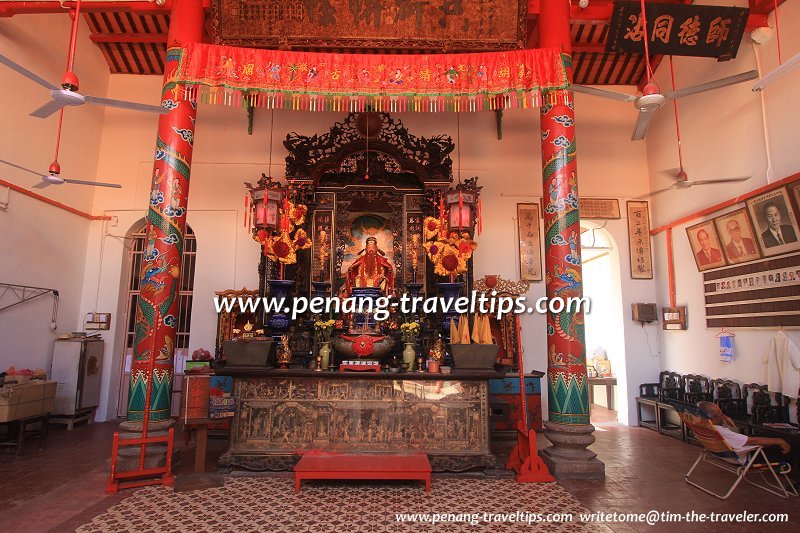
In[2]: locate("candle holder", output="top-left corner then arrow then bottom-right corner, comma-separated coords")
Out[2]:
416,356 -> 425,373
314,354 -> 323,371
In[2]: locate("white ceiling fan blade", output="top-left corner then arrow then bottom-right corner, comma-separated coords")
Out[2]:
0,158 -> 43,177
753,52 -> 800,91
83,95 -> 167,115
631,109 -> 656,141
658,168 -> 683,179
31,180 -> 53,189
0,53 -> 59,91
636,185 -> 677,200
570,84 -> 637,102
690,177 -> 751,186
30,99 -> 68,118
63,178 -> 122,188
664,70 -> 758,100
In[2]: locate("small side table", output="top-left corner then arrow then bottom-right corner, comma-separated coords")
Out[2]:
174,417 -> 223,492
588,377 -> 617,411
0,413 -> 50,456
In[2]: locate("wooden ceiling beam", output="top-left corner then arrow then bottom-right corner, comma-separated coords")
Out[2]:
0,1 -> 210,17
90,32 -> 167,44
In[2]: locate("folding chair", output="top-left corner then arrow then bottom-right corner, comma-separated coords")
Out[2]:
665,399 -> 797,500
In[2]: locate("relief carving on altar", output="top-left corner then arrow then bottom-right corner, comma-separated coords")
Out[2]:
232,378 -> 488,454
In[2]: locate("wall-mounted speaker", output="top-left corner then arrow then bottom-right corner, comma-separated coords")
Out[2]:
632,303 -> 658,324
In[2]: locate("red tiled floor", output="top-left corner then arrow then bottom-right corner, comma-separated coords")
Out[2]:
0,413 -> 797,532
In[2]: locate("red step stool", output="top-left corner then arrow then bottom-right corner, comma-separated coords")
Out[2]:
294,451 -> 431,492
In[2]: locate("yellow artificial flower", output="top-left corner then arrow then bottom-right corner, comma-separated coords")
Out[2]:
292,228 -> 312,250
434,243 -> 467,276
271,231 -> 297,265
424,239 -> 446,264
288,202 -> 308,226
423,216 -> 442,240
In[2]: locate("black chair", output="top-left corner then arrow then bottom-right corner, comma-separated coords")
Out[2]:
712,379 -> 748,433
636,382 -> 660,431
684,374 -> 712,403
636,371 -> 685,440
656,372 -> 685,441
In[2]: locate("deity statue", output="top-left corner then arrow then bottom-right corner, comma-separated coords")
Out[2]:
344,236 -> 394,296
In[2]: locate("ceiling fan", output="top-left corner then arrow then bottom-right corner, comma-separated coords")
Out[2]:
0,0 -> 166,118
637,57 -> 750,200
640,169 -> 750,199
0,159 -> 121,189
570,0 -> 756,141
571,70 -> 757,141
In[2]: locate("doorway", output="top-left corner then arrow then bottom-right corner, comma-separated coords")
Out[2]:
581,223 -> 626,425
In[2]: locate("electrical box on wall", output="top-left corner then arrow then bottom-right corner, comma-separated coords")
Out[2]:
85,313 -> 111,330
632,303 -> 657,324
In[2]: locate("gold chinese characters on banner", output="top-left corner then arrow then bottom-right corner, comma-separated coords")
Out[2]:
627,201 -> 653,279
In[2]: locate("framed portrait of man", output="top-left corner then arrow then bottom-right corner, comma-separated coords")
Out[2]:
746,187 -> 800,257
713,208 -> 762,265
686,220 -> 726,271
789,181 -> 800,218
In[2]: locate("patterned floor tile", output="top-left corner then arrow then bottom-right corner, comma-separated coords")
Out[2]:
76,477 -> 594,532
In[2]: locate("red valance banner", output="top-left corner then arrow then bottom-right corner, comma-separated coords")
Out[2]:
172,43 -> 570,112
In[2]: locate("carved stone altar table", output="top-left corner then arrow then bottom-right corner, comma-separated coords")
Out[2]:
215,367 -> 505,473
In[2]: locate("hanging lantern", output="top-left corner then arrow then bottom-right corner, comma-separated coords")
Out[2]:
247,174 -> 283,231
446,189 -> 476,232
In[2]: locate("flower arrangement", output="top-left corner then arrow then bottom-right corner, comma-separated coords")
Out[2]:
314,319 -> 336,344
422,217 -> 478,278
253,197 -> 312,268
399,322 -> 420,344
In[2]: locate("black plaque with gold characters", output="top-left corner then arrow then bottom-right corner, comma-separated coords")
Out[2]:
606,1 -> 749,60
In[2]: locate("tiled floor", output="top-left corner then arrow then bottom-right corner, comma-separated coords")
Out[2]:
0,408 -> 797,532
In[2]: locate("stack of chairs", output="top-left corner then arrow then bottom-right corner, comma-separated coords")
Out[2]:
637,373 -> 795,441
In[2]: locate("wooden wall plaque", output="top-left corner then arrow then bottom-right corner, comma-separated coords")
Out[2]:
703,252 -> 800,328
212,0 -> 527,52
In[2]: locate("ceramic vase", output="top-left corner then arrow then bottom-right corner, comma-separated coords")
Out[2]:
402,342 -> 416,371
438,281 -> 464,331
319,342 -> 332,370
267,279 -> 294,338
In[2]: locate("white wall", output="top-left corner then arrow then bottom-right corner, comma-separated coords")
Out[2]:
647,1 -> 800,418
0,15 -> 108,373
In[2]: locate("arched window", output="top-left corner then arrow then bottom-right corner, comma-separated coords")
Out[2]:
117,220 -> 196,417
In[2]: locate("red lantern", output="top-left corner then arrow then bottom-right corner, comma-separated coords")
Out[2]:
446,190 -> 476,232
248,176 -> 283,231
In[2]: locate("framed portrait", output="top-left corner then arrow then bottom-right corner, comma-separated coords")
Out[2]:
746,187 -> 800,257
517,203 -> 543,282
789,181 -> 800,219
686,220 -> 726,271
713,208 -> 762,265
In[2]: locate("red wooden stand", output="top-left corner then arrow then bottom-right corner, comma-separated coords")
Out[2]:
338,363 -> 381,372
506,317 -> 553,482
506,421 -> 554,483
294,451 -> 431,492
106,427 -> 175,494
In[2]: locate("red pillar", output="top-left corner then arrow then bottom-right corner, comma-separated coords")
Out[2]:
537,0 -> 603,479
126,0 -> 204,424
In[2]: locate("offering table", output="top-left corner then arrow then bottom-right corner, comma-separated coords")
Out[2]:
215,367 -> 505,473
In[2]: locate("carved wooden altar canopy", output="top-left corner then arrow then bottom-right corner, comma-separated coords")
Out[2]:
275,111 -> 461,295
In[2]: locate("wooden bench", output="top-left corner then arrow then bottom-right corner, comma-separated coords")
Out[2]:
294,452 -> 431,493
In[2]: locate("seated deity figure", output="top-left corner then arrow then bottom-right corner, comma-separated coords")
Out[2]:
344,236 -> 395,296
